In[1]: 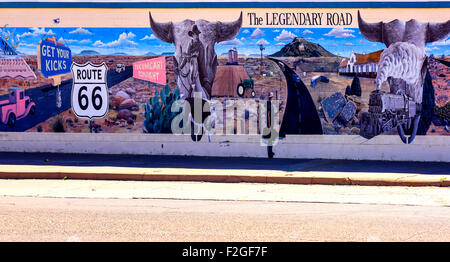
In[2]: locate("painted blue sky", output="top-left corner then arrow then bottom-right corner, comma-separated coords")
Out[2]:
13,26 -> 450,58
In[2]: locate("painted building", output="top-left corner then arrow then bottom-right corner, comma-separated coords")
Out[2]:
226,48 -> 238,65
339,50 -> 383,78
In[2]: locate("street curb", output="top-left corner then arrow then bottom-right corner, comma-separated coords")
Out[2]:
0,165 -> 448,187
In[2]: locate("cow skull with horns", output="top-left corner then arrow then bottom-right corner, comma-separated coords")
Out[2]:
358,11 -> 450,143
149,12 -> 242,101
358,11 -> 449,103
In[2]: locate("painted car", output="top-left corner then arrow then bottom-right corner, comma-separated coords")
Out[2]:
0,87 -> 36,127
116,64 -> 126,73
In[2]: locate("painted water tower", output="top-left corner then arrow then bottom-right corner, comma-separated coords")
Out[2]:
226,47 -> 238,65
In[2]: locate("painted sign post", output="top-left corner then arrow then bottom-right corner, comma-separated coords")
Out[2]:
37,37 -> 72,110
71,62 -> 109,119
133,56 -> 166,85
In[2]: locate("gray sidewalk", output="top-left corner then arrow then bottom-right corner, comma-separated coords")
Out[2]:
0,152 -> 448,174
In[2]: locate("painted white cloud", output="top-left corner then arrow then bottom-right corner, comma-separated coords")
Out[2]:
18,42 -> 37,48
430,38 -> 450,47
56,37 -> 91,45
256,39 -> 269,46
219,38 -> 243,46
79,39 -> 92,44
250,28 -> 265,39
69,27 -> 93,35
93,40 -> 104,46
273,29 -> 280,33
305,37 -> 314,41
324,28 -> 355,38
94,32 -> 137,48
18,27 -> 55,38
302,29 -> 313,35
140,34 -> 157,40
240,37 -> 246,41
274,29 -> 297,41
276,42 -> 285,46
58,37 -> 78,44
242,29 -> 250,34
318,38 -> 325,41
345,42 -> 354,46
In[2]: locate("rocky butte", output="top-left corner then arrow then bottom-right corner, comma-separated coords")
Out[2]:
270,37 -> 336,57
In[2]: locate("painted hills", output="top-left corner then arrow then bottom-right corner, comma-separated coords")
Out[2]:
270,37 -> 336,57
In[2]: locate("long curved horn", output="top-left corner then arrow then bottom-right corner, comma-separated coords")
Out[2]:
397,124 -> 408,144
216,12 -> 243,43
397,115 -> 421,144
149,12 -> 174,43
357,10 -> 383,43
427,20 -> 450,43
407,115 -> 421,144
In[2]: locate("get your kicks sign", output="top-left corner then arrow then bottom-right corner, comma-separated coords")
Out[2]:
37,39 -> 72,78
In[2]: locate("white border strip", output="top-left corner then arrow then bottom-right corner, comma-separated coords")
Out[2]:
0,132 -> 448,162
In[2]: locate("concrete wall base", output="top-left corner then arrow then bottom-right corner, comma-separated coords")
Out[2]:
0,132 -> 448,162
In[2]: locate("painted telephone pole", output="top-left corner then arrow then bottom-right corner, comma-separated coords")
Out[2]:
266,92 -> 275,158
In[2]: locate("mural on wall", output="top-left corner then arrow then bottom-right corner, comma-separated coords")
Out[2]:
0,6 -> 447,144
357,11 -> 450,143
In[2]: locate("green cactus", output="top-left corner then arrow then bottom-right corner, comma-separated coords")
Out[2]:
160,88 -> 166,106
174,88 -> 180,100
164,85 -> 170,98
143,85 -> 180,134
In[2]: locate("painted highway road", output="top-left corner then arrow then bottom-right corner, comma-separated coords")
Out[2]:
0,65 -> 132,132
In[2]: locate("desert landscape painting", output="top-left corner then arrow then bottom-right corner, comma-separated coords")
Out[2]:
0,25 -> 447,136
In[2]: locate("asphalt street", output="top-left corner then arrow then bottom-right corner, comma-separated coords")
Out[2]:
0,179 -> 448,241
0,194 -> 448,242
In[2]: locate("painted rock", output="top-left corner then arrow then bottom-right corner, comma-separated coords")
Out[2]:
119,98 -> 137,110
338,101 -> 357,124
346,95 -> 362,111
117,109 -> 133,120
125,87 -> 136,96
111,91 -> 130,108
345,85 -> 351,96
350,76 -> 362,97
322,92 -> 346,122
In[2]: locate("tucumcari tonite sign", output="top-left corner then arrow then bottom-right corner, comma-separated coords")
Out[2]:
133,56 -> 166,85
38,39 -> 72,78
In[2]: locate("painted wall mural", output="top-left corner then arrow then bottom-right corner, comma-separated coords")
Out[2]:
0,3 -> 448,146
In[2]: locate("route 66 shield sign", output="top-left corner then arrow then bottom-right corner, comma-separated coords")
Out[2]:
71,62 -> 108,119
